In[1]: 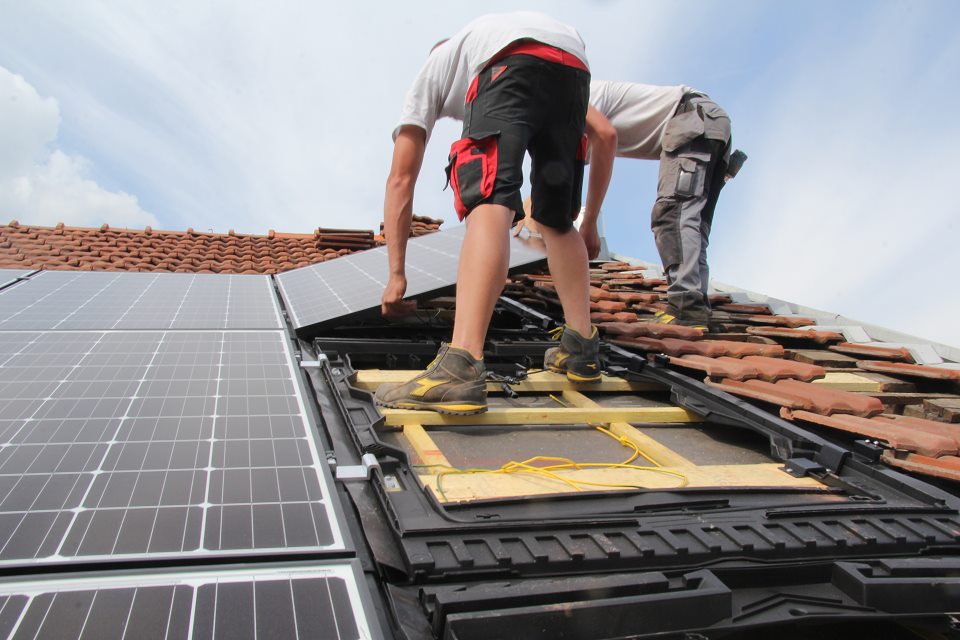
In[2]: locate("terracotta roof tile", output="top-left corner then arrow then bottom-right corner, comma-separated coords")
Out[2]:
745,327 -> 845,344
711,379 -> 884,417
829,343 -> 914,362
856,361 -> 960,381
599,321 -> 703,340
1,219 -> 447,274
611,336 -> 784,358
784,411 -> 960,458
882,452 -> 960,482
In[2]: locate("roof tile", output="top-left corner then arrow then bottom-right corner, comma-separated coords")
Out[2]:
829,343 -> 914,362
784,410 -> 960,458
856,361 -> 960,381
0,219 -> 443,275
745,327 -> 845,344
712,378 -> 884,417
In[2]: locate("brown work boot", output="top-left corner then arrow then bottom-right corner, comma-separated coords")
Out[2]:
544,325 -> 602,382
374,344 -> 487,415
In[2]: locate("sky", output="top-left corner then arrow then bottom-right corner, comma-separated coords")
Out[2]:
1,0 -> 958,347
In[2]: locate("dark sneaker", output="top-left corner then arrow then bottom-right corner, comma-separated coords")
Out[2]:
544,325 -> 602,382
374,343 -> 487,415
650,310 -> 708,330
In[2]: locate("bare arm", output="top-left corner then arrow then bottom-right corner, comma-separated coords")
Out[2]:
381,125 -> 427,316
580,106 -> 617,259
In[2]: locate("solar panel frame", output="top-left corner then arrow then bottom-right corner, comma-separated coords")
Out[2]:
0,270 -> 35,290
276,225 -> 547,333
0,329 -> 348,567
0,272 -> 283,330
0,560 -> 379,640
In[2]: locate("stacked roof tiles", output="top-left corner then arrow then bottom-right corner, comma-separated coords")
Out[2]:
0,218 -> 442,274
377,214 -> 444,242
506,261 -> 960,482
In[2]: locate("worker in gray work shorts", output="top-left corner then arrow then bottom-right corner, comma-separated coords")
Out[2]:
576,81 -> 746,327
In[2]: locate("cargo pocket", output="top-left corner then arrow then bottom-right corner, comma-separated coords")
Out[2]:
675,157 -> 702,198
662,110 -> 705,153
651,200 -> 682,267
445,132 -> 500,220
700,103 -> 731,142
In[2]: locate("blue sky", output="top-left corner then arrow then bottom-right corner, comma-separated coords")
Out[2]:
1,1 -> 958,347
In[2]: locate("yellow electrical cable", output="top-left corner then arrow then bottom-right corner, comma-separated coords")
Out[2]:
409,380 -> 692,501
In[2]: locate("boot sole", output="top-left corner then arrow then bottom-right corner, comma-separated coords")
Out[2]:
545,365 -> 602,383
375,399 -> 488,416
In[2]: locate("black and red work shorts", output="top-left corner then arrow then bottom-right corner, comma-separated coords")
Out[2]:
445,45 -> 590,230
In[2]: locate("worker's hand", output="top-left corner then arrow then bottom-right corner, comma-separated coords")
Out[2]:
381,274 -> 417,317
512,217 -> 528,237
579,219 -> 601,260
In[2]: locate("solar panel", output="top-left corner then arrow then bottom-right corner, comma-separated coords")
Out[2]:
0,329 -> 346,565
0,270 -> 35,290
0,561 -> 378,639
276,225 -> 546,332
0,271 -> 282,330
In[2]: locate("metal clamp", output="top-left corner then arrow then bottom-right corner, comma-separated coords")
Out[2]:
334,452 -> 381,482
300,353 -> 329,369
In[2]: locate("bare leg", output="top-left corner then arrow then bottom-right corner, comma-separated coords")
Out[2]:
538,223 -> 591,336
450,204 -> 516,359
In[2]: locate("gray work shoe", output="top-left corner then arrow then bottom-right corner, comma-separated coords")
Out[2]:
651,309 -> 709,330
374,343 -> 487,415
544,325 -> 602,382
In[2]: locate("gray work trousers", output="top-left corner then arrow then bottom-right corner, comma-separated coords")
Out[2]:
650,94 -> 731,320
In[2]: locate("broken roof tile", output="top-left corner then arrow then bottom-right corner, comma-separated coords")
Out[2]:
856,361 -> 960,381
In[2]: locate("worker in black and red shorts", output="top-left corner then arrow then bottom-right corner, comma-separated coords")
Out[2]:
377,12 -> 601,415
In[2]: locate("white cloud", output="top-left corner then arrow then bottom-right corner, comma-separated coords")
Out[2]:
0,65 -> 157,229
0,1 -> 679,235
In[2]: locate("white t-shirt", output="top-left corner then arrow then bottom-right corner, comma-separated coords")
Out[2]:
589,80 -> 692,160
394,12 -> 589,143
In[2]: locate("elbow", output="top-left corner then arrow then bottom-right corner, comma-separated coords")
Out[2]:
598,124 -> 617,150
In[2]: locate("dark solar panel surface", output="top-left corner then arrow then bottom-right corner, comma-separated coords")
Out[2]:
0,563 -> 373,639
276,225 -> 546,331
0,330 -> 344,565
0,271 -> 281,330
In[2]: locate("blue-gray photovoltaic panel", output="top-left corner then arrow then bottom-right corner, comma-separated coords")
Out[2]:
0,562 -> 378,639
0,330 -> 346,566
276,225 -> 547,332
0,270 -> 34,289
0,271 -> 281,330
